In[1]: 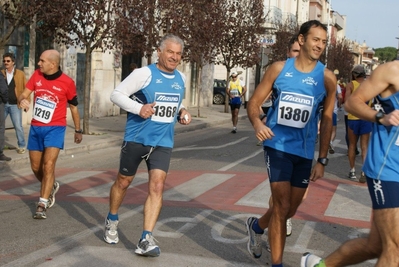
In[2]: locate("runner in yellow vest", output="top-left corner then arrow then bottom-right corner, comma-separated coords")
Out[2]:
345,65 -> 372,183
226,71 -> 246,133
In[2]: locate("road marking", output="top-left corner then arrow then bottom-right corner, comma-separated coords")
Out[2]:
155,210 -> 213,238
2,206 -> 144,267
285,221 -> 323,255
325,183 -> 371,221
164,173 -> 234,201
35,247 -> 261,267
0,171 -> 104,196
69,172 -> 149,197
235,180 -> 270,208
218,149 -> 263,171
173,137 -> 248,151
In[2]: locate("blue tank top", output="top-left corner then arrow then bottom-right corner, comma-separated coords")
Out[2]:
363,93 -> 399,181
264,57 -> 326,159
124,64 -> 185,148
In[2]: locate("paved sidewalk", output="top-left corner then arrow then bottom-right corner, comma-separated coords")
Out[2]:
2,105 -> 247,167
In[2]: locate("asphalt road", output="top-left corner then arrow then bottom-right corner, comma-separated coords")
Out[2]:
0,111 -> 375,267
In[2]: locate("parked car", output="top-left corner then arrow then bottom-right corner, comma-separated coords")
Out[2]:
213,79 -> 227,105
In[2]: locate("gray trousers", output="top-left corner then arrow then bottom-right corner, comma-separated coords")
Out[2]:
0,102 -> 4,154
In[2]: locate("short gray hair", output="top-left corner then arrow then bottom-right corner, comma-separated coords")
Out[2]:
159,34 -> 184,52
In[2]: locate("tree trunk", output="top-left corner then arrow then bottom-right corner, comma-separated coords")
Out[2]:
224,70 -> 230,113
82,48 -> 92,134
196,65 -> 202,117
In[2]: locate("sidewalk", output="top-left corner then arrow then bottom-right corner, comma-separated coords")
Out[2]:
2,105 -> 247,167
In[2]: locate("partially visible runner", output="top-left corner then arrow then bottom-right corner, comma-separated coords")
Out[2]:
345,65 -> 372,183
328,83 -> 343,154
301,60 -> 399,267
103,34 -> 191,257
18,49 -> 82,219
246,20 -> 336,267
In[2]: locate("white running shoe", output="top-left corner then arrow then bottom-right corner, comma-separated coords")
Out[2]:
245,217 -> 263,258
48,181 -> 60,208
103,218 -> 119,244
286,218 -> 292,236
301,252 -> 322,267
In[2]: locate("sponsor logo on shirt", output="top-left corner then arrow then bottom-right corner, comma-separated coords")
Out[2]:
284,72 -> 293,77
302,77 -> 318,86
156,79 -> 162,83
281,92 -> 313,107
155,94 -> 180,103
52,86 -> 61,91
171,82 -> 182,90
36,80 -> 42,87
36,98 -> 56,109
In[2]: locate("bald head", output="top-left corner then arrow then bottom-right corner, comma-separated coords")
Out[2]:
39,49 -> 60,75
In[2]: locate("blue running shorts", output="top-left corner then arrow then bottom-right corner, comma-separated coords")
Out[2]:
332,112 -> 337,126
264,147 -> 312,188
348,120 -> 372,135
367,176 -> 399,209
27,126 -> 66,151
119,141 -> 172,176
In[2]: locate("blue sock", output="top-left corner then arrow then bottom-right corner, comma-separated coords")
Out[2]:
141,230 -> 152,240
272,264 -> 283,267
252,218 -> 265,234
107,212 -> 118,221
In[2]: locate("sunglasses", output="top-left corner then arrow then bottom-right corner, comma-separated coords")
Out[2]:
232,76 -> 237,78
3,60 -> 11,63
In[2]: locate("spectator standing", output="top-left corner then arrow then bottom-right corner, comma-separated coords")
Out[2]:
0,71 -> 10,161
2,52 -> 27,154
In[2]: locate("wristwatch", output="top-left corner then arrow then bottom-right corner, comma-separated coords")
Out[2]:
317,157 -> 329,166
75,129 -> 83,134
375,110 -> 384,125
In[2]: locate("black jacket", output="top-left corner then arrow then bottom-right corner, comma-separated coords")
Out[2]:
0,73 -> 8,104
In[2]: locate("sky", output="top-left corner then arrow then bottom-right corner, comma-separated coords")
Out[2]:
331,0 -> 399,49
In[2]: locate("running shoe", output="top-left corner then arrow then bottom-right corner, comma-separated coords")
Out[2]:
103,218 -> 119,244
231,127 -> 237,134
48,181 -> 60,208
135,233 -> 160,257
286,218 -> 292,236
33,202 -> 47,219
245,217 -> 262,258
348,171 -> 356,180
328,143 -> 335,154
359,172 -> 366,183
301,252 -> 323,267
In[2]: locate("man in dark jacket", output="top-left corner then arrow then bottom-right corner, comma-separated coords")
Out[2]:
0,72 -> 11,161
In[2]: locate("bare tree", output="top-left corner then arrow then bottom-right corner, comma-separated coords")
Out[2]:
37,0 -> 121,134
213,0 -> 265,112
159,0 -> 222,117
0,0 -> 44,49
265,20 -> 298,68
321,38 -> 354,81
114,0 -> 162,63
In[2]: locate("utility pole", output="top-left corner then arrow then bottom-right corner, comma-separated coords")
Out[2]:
325,0 -> 332,68
396,26 -> 399,59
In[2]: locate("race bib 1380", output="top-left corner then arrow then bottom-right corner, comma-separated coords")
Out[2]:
277,91 -> 314,128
